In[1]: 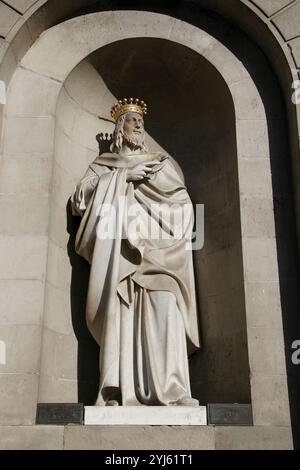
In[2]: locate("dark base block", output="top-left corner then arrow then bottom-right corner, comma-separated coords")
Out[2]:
207,404 -> 253,426
36,403 -> 84,425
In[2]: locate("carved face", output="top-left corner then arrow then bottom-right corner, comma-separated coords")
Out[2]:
122,112 -> 145,148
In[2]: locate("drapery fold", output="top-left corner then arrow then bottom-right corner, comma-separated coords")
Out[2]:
71,151 -> 200,405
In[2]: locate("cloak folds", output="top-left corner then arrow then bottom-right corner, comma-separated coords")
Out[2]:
71,151 -> 200,405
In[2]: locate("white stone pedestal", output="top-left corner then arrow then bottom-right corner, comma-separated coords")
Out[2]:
84,406 -> 207,425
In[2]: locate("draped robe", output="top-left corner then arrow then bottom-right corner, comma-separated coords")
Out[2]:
71,151 -> 200,405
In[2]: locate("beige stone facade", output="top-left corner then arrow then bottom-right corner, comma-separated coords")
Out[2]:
0,0 -> 299,450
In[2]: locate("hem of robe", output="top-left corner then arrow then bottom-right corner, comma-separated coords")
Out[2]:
95,286 -> 194,406
117,273 -> 200,355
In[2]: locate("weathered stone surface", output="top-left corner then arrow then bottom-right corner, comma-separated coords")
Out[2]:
40,327 -> 77,381
3,116 -> 54,157
64,425 -> 215,450
238,158 -> 273,197
0,235 -> 47,280
0,194 -> 49,235
41,328 -> 77,381
84,406 -> 207,426
240,197 -> 276,238
244,281 -> 283,328
247,327 -> 287,376
0,155 -> 52,194
199,174 -> 233,217
0,373 -> 38,425
200,39 -> 250,86
46,240 -> 71,291
251,0 -> 294,17
37,374 -> 78,403
0,279 -> 44,325
195,246 -> 242,297
39,327 -> 57,378
168,16 -> 210,54
0,324 -> 41,373
230,80 -> 266,120
71,109 -> 103,152
251,376 -> 291,426
64,59 -> 114,119
22,12 -> 117,81
236,120 -> 269,157
0,3 -> 20,38
272,3 -> 300,40
43,281 -> 73,335
0,43 -> 17,86
0,424 -> 293,450
24,0 -> 52,41
289,37 -> 300,68
115,10 -> 176,43
56,88 -> 78,137
51,162 -> 76,210
55,333 -> 78,380
54,125 -> 98,181
199,289 -> 244,339
215,426 -> 293,450
9,22 -> 33,64
0,425 -> 64,450
243,238 -> 279,282
7,67 -> 61,117
49,200 -> 70,249
0,39 -> 10,63
5,1 -> 40,15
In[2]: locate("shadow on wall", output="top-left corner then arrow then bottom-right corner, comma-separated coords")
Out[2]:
66,200 -> 100,405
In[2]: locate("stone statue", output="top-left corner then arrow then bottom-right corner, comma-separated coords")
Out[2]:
71,98 -> 200,406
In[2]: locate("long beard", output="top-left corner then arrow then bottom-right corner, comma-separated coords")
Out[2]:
123,131 -> 145,151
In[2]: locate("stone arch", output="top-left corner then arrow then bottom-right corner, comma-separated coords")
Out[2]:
54,37 -> 249,407
0,10 -> 293,430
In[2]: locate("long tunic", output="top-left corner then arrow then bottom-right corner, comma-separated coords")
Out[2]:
71,151 -> 200,405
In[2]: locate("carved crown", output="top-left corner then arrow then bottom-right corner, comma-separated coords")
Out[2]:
111,98 -> 148,122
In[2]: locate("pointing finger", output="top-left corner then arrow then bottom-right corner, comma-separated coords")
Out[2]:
145,160 -> 160,167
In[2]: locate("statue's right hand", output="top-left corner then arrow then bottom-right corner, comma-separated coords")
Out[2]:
126,161 -> 160,182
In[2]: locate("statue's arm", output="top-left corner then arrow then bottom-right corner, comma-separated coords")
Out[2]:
70,165 -> 101,217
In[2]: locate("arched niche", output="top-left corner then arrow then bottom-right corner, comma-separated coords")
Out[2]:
54,37 -> 249,404
0,11 -> 294,428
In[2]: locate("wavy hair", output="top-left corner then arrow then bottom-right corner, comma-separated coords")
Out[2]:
110,113 -> 148,153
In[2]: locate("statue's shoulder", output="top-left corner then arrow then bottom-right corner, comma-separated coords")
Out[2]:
87,153 -> 117,177
92,152 -> 129,169
92,153 -> 118,164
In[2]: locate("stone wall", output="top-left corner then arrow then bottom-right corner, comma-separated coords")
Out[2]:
0,0 -> 299,449
0,424 -> 293,450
